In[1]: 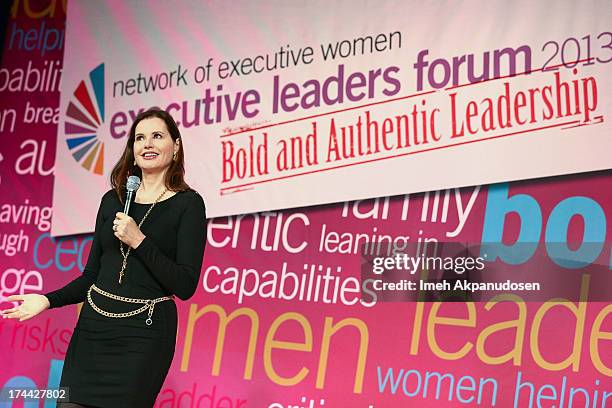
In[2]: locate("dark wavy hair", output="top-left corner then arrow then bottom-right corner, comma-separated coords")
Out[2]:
110,108 -> 190,203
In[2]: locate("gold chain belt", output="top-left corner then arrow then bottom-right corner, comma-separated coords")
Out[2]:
87,284 -> 174,325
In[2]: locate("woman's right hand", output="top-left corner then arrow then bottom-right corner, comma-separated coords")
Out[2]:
1,294 -> 50,321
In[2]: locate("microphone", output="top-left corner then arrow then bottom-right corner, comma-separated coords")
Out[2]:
124,175 -> 141,215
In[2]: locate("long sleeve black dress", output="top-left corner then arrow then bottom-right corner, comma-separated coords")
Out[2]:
44,188 -> 207,408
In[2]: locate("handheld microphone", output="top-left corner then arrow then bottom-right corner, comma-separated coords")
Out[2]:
124,175 -> 141,215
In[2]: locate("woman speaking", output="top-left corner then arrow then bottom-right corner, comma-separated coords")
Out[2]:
1,109 -> 207,407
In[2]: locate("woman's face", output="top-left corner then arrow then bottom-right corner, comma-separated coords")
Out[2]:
133,117 -> 179,174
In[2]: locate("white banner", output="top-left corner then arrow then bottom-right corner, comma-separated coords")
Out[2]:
52,0 -> 612,236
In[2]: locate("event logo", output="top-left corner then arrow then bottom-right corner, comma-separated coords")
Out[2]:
64,64 -> 105,175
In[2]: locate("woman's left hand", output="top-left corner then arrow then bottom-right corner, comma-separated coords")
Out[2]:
113,212 -> 146,248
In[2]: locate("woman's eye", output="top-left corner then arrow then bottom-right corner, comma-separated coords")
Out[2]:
154,133 -> 162,138
135,136 -> 144,141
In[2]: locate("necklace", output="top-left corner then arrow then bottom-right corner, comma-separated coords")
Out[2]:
118,188 -> 167,284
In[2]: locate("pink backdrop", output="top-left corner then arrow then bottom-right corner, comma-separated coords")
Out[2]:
1,2 -> 610,407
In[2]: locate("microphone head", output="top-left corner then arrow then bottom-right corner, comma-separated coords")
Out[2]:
126,175 -> 141,192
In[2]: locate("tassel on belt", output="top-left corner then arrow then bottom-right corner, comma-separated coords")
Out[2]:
87,284 -> 174,325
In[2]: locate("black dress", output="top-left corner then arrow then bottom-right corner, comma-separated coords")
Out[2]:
44,189 -> 207,408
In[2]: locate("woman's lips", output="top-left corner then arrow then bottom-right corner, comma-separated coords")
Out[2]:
142,152 -> 159,160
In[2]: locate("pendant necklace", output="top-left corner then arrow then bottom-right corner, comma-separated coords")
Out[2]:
118,188 -> 167,284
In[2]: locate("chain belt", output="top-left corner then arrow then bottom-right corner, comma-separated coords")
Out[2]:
87,284 -> 174,325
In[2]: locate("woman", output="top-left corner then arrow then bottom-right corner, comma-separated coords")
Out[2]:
1,109 -> 207,407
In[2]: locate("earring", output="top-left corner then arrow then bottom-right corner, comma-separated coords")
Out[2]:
133,160 -> 137,166
173,152 -> 177,161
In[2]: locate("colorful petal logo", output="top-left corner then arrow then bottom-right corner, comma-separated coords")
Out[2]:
64,64 -> 105,175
